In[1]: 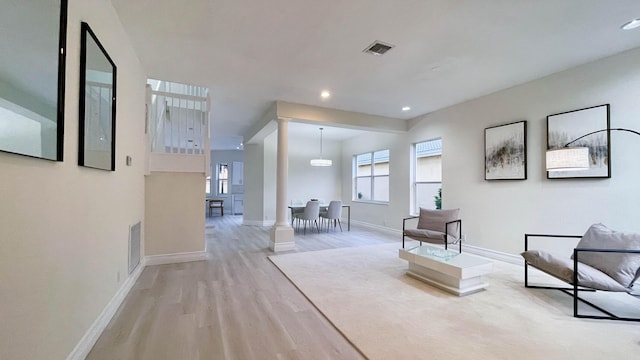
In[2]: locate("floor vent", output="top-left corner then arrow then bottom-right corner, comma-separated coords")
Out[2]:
129,221 -> 142,274
363,40 -> 394,55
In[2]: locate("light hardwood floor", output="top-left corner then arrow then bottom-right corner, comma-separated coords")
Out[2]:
87,215 -> 400,360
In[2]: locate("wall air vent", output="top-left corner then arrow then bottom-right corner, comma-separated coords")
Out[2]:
363,41 -> 394,55
129,221 -> 142,274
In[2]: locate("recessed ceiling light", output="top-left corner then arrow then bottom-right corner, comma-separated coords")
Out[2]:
320,90 -> 331,99
621,18 -> 640,30
402,106 -> 411,112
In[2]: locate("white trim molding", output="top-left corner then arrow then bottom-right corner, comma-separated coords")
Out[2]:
350,219 -> 398,236
144,251 -> 207,266
243,220 -> 275,227
66,262 -> 145,360
270,241 -> 295,252
461,244 -> 522,265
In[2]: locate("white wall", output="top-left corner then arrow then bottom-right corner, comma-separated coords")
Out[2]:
287,134 -> 342,205
0,1 -> 146,359
341,132 -> 411,228
145,172 -> 205,255
263,131 -> 277,223
342,47 -> 640,255
243,142 -> 265,224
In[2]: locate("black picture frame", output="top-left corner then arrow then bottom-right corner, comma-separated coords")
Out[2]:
484,120 -> 527,180
79,22 -> 117,171
546,104 -> 610,179
0,0 -> 67,161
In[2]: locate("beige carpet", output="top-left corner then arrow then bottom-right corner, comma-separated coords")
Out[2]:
269,243 -> 640,360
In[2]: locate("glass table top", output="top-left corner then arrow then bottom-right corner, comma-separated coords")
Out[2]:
406,244 -> 459,261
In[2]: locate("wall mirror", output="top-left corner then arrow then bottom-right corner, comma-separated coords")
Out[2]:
79,22 -> 117,171
0,0 -> 67,160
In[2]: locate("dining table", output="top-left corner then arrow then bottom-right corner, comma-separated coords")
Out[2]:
288,203 -> 351,231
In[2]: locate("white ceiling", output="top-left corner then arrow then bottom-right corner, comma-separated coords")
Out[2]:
111,0 -> 640,148
211,123 -> 369,150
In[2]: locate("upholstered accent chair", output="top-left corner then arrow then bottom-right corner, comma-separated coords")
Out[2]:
521,223 -> 640,321
320,200 -> 343,232
402,208 -> 462,251
289,199 -> 305,225
293,200 -> 320,234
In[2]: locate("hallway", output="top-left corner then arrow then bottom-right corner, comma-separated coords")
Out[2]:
87,216 -> 397,359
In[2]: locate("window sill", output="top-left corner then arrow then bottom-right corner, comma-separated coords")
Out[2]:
352,200 -> 389,205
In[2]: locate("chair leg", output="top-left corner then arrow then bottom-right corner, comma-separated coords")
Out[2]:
337,219 -> 342,232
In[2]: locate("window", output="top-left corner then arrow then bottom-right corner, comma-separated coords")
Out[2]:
353,149 -> 389,202
205,175 -> 211,194
217,163 -> 229,195
413,139 -> 442,213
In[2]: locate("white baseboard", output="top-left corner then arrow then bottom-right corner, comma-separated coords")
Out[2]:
350,219 -> 399,236
243,219 -> 275,227
462,244 -> 523,265
271,241 -> 295,252
66,262 -> 145,360
144,251 -> 207,266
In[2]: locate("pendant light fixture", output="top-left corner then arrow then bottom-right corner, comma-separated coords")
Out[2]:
310,127 -> 332,167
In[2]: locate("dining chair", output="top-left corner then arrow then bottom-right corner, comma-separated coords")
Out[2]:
293,200 -> 320,234
320,200 -> 343,232
208,199 -> 224,217
290,199 -> 304,225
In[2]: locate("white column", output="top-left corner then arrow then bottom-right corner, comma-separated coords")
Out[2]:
270,118 -> 295,251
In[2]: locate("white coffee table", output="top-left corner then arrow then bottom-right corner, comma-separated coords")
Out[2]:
398,244 -> 493,296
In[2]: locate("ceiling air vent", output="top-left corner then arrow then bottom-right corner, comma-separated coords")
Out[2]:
363,41 -> 394,55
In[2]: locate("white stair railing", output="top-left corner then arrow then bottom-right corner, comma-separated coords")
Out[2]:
148,85 -> 209,155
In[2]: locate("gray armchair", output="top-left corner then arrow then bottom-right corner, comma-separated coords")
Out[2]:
521,223 -> 640,322
402,208 -> 462,251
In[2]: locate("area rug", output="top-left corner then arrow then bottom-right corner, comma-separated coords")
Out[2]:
269,243 -> 640,359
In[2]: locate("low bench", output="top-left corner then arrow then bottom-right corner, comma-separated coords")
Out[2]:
521,223 -> 640,322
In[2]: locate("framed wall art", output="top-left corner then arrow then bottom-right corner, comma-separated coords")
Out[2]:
485,120 -> 527,180
78,22 -> 117,171
546,104 -> 610,179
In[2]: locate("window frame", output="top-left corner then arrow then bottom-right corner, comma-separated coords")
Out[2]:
217,163 -> 229,196
353,149 -> 390,203
412,138 -> 442,214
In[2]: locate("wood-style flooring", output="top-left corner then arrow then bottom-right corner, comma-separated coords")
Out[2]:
86,215 -> 399,360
